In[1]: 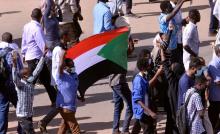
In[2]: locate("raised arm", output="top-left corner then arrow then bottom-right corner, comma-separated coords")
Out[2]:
44,0 -> 52,18
166,0 -> 187,22
11,52 -> 23,88
27,57 -> 45,83
160,49 -> 173,80
149,66 -> 163,87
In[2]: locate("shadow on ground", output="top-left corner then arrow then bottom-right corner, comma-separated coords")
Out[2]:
0,11 -> 21,17
132,32 -> 156,40
200,40 -> 215,47
134,5 -> 209,18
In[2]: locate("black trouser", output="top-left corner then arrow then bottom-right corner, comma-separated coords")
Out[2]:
208,101 -> 220,133
131,114 -> 156,134
17,117 -> 35,134
177,43 -> 183,65
164,93 -> 179,134
41,107 -> 59,126
27,59 -> 57,103
2,79 -> 17,107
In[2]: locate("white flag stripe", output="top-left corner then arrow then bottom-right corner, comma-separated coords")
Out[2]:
74,45 -> 106,74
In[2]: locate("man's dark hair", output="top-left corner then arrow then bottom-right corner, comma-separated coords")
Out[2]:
189,9 -> 200,22
189,57 -> 202,69
160,1 -> 172,13
31,8 -> 42,20
138,49 -> 151,60
59,29 -> 69,39
65,58 -> 74,67
2,32 -> 13,43
195,75 -> 207,84
137,58 -> 150,71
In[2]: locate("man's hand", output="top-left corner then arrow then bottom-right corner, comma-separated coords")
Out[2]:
149,111 -> 157,119
43,49 -> 48,57
156,65 -> 164,76
168,23 -> 174,31
77,95 -> 85,102
73,12 -> 83,21
78,13 -> 83,21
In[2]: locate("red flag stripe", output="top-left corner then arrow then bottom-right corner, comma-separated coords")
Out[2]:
66,27 -> 129,59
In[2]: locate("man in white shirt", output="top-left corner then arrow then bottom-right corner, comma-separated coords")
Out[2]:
183,9 -> 200,70
21,8 -> 57,105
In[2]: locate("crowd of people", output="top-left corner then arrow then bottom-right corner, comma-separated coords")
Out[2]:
0,0 -> 220,134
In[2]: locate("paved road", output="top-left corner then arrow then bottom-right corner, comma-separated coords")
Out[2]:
0,0 -> 216,133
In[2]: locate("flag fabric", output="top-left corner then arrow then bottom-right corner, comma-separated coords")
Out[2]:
66,27 -> 129,97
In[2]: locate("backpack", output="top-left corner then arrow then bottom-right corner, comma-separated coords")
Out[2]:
0,47 -> 13,87
176,92 -> 194,134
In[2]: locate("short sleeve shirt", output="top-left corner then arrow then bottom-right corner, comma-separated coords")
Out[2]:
159,13 -> 178,50
185,88 -> 205,134
183,22 -> 200,65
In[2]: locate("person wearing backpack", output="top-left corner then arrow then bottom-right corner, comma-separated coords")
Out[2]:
177,57 -> 202,108
0,33 -> 23,133
184,75 -> 207,134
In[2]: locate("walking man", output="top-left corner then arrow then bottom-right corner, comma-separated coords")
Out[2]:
21,8 -> 57,105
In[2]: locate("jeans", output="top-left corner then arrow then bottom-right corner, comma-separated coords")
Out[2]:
0,93 -> 9,134
27,59 -> 57,103
17,117 -> 35,134
209,0 -> 219,32
208,101 -> 220,133
131,114 -> 156,134
112,83 -> 133,133
58,108 -> 80,134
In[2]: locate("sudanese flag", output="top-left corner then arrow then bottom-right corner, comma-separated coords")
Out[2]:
66,27 -> 129,97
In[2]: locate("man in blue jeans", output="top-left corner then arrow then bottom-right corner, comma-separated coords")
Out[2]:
109,73 -> 133,134
0,33 -> 23,133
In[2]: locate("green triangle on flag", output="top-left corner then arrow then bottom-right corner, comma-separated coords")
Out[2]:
97,32 -> 129,70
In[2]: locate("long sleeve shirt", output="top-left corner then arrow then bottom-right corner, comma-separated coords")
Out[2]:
43,0 -> 62,41
93,2 -> 114,34
12,57 -> 45,117
21,20 -> 46,61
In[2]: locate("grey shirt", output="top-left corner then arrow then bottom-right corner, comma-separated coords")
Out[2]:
109,73 -> 127,87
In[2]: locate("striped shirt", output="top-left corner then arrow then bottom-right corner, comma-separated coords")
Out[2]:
185,88 -> 205,134
12,57 -> 45,117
